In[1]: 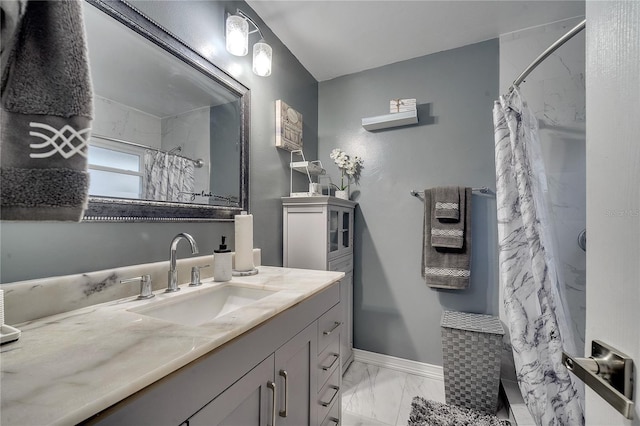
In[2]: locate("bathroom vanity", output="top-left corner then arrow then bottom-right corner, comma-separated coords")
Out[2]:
0,265 -> 344,426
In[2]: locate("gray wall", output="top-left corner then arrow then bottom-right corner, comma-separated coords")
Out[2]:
318,40 -> 499,366
0,0 -> 318,283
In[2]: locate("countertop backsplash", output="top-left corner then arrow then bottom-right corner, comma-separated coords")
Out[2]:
2,250 -> 260,325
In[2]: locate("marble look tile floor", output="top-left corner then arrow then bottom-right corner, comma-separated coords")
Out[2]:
342,361 -> 510,426
341,361 -> 446,426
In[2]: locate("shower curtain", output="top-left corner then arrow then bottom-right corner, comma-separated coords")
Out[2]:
493,89 -> 584,425
143,151 -> 195,203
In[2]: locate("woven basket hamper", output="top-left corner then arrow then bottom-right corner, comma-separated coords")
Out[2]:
441,311 -> 505,414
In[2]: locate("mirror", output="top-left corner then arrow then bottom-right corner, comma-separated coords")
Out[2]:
83,0 -> 249,221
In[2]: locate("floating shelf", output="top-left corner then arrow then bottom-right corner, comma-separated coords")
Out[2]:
362,110 -> 418,131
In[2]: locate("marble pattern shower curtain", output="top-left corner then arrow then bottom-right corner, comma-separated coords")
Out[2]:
143,151 -> 195,203
493,90 -> 584,425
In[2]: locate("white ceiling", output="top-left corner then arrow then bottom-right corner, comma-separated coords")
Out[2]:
246,0 -> 585,81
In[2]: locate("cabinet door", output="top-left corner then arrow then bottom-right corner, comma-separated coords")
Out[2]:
275,323 -> 318,426
328,206 -> 353,260
188,355 -> 276,426
284,205 -> 328,270
328,207 -> 340,257
340,207 -> 353,253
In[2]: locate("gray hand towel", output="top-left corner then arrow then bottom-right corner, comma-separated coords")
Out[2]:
431,186 -> 465,249
1,0 -> 93,221
422,188 -> 472,289
434,186 -> 460,221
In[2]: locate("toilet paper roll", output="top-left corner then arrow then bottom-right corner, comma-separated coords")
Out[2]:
234,213 -> 255,271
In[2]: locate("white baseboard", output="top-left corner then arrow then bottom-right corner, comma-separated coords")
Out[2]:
352,349 -> 444,381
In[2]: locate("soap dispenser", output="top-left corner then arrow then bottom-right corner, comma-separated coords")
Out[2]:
213,236 -> 232,282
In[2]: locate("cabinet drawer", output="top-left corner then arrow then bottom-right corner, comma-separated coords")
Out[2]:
328,255 -> 353,272
318,303 -> 342,354
317,333 -> 340,392
320,395 -> 340,426
317,366 -> 341,425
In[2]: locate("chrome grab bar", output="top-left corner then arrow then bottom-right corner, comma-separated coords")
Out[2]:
562,340 -> 634,419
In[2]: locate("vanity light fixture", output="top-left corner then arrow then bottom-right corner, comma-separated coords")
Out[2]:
225,9 -> 272,77
252,39 -> 272,77
225,13 -> 249,56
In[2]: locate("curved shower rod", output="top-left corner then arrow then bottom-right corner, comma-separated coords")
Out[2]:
92,134 -> 205,168
510,19 -> 586,91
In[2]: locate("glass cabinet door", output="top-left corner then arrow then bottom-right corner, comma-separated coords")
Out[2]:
341,210 -> 350,250
328,206 -> 353,258
329,209 -> 339,253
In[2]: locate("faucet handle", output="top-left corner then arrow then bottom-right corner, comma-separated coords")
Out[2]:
189,265 -> 211,287
121,274 -> 155,300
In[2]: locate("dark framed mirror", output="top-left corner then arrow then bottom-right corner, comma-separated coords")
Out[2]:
83,0 -> 250,222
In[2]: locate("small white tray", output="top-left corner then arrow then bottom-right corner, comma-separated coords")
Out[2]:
0,324 -> 21,345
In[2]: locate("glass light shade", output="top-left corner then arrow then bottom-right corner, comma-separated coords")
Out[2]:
252,40 -> 272,77
226,14 -> 248,56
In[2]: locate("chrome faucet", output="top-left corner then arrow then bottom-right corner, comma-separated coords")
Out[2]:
167,233 -> 199,292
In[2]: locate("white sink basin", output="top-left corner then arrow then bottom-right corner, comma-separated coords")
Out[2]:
130,285 -> 276,326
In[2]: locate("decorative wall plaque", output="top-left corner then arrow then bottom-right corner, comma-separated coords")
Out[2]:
275,99 -> 303,151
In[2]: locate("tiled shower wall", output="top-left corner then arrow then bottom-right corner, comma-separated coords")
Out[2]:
499,17 -> 587,377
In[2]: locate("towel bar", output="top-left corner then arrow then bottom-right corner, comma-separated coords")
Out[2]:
410,187 -> 492,197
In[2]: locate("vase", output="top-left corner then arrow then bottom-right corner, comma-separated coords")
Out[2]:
335,190 -> 349,200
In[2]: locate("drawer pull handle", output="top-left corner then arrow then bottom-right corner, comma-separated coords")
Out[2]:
279,370 -> 288,418
320,385 -> 340,407
268,380 -> 277,426
329,417 -> 340,426
321,353 -> 340,371
323,321 -> 342,336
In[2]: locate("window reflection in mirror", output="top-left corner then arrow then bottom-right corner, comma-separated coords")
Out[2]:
84,2 -> 242,208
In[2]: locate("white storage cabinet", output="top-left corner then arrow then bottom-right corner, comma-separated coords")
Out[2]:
283,196 -> 356,373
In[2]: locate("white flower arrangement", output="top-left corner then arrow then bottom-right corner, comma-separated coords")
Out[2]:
330,148 -> 363,191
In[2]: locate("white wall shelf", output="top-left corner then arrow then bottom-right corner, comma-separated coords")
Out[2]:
361,110 -> 418,131
290,161 -> 325,176
289,150 -> 326,197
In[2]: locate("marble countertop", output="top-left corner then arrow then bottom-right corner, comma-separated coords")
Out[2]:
0,266 -> 344,426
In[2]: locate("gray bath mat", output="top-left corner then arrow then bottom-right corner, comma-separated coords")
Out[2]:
408,397 -> 510,426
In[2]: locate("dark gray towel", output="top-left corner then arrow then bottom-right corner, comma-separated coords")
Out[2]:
434,186 -> 460,221
1,0 -> 93,221
431,186 -> 465,249
422,188 -> 472,289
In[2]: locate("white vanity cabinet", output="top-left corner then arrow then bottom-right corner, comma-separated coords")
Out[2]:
88,283 -> 340,426
282,196 -> 356,373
